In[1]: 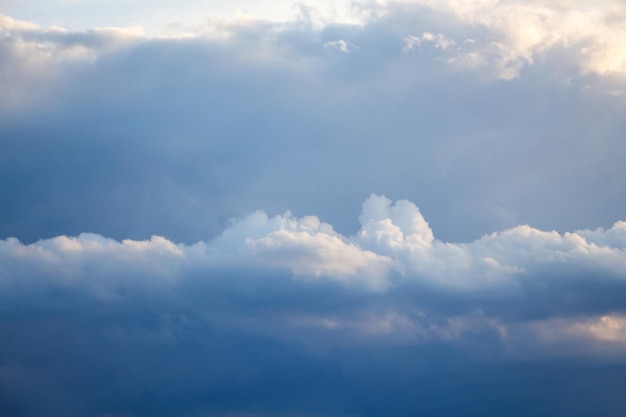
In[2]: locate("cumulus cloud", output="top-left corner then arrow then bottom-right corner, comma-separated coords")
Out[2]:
3,194 -> 626,338
3,196 -> 626,415
209,208 -> 394,290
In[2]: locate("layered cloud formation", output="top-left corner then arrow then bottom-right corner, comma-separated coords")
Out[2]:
4,0 -> 626,81
2,5 -> 625,245
3,195 -> 626,416
4,194 -> 626,345
2,1 -> 626,416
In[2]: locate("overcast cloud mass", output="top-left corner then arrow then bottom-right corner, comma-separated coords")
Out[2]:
2,1 -> 626,416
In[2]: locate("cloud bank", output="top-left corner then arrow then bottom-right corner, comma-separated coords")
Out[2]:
4,0 -> 626,83
3,194 -> 626,341
2,6 -> 626,247
2,2 -> 626,416
3,195 -> 626,416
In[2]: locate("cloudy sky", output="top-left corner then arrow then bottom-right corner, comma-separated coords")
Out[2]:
2,1 -> 626,416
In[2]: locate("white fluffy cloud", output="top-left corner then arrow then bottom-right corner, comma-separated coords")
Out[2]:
2,195 -> 626,355
209,209 -> 394,291
5,194 -> 624,295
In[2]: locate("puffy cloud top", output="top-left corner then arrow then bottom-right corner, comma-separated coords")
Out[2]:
3,196 -> 626,417
3,194 -> 626,323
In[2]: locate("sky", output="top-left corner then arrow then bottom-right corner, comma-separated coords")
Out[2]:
1,1 -> 626,416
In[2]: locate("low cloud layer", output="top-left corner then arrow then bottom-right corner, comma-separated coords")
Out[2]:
3,195 -> 626,416
3,194 -> 626,343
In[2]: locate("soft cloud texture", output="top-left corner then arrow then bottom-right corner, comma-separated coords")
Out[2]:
3,194 -> 626,331
376,0 -> 626,79
1,9 -> 625,247
2,2 -> 626,416
2,196 -> 626,416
